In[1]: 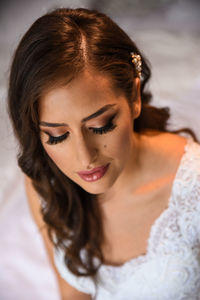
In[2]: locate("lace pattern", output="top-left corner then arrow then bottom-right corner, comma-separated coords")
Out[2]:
54,137 -> 200,299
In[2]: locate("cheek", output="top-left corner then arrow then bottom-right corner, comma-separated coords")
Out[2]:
41,119 -> 133,175
43,144 -> 74,175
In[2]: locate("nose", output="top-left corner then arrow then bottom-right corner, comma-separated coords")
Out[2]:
74,132 -> 98,169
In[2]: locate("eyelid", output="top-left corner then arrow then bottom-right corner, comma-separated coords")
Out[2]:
46,132 -> 68,145
41,129 -> 67,137
87,111 -> 117,127
40,111 -> 118,137
42,112 -> 118,145
89,113 -> 116,128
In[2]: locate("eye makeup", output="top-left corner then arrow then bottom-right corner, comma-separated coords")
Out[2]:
42,112 -> 118,146
45,132 -> 69,145
89,113 -> 117,135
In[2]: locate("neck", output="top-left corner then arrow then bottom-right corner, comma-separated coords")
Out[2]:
97,131 -> 147,206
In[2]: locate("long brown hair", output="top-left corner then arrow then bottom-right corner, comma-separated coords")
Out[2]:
7,7 -> 198,283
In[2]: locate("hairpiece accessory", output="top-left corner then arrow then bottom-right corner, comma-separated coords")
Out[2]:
130,52 -> 142,78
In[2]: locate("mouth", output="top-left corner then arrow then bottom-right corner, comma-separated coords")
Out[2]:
77,163 -> 110,182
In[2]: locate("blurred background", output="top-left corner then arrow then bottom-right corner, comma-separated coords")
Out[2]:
0,0 -> 200,299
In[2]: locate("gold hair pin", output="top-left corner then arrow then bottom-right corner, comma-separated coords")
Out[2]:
130,52 -> 142,78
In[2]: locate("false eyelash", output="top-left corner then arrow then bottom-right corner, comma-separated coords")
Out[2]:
45,113 -> 117,145
90,114 -> 117,135
46,132 -> 68,145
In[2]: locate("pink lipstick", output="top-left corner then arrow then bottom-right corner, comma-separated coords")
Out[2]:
77,163 -> 110,182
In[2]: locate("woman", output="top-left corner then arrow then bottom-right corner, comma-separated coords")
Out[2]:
8,7 -> 200,300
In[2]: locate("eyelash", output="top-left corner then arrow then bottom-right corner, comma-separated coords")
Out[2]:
45,114 -> 117,145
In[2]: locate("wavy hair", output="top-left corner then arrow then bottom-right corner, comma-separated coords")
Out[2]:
7,7 -> 198,285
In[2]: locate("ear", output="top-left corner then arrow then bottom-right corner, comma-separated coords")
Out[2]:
132,77 -> 141,120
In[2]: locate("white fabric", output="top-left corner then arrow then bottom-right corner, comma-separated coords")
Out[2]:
54,137 -> 200,300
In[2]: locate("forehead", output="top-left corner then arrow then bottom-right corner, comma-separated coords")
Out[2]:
39,70 -> 123,119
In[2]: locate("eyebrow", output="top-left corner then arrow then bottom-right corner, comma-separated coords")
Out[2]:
39,103 -> 117,127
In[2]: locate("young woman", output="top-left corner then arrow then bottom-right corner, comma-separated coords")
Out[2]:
8,7 -> 200,300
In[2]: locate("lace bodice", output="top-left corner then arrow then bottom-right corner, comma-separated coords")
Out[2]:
54,137 -> 200,299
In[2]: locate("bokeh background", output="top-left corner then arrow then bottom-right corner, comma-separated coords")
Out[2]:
0,0 -> 200,299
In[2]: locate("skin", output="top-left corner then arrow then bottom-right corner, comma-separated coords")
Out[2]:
39,69 -> 143,197
39,68 -> 189,264
39,68 -> 187,210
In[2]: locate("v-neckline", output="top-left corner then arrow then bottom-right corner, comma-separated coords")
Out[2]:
99,136 -> 194,270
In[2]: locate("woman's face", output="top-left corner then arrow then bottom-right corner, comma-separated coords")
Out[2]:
39,70 -> 141,195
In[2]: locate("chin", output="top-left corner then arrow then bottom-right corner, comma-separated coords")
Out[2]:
79,181 -> 111,195
78,173 -> 119,195
66,165 -> 120,195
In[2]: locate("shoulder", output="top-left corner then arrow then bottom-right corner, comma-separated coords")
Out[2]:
154,131 -> 200,171
54,247 -> 96,297
152,132 -> 200,203
25,176 -> 93,299
155,132 -> 191,156
168,138 -> 200,244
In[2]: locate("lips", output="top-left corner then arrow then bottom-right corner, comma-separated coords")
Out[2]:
77,163 -> 110,182
78,164 -> 109,175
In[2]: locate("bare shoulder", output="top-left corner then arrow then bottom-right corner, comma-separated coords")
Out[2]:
148,131 -> 189,158
138,130 -> 190,178
162,132 -> 189,157
24,176 -> 92,300
160,131 -> 189,144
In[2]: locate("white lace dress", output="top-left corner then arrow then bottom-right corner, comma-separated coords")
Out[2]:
54,137 -> 200,300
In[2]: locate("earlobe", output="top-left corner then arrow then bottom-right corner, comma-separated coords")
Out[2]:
133,77 -> 142,119
133,102 -> 141,119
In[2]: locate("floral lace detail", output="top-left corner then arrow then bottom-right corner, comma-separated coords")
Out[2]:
54,137 -> 200,299
95,137 -> 200,298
